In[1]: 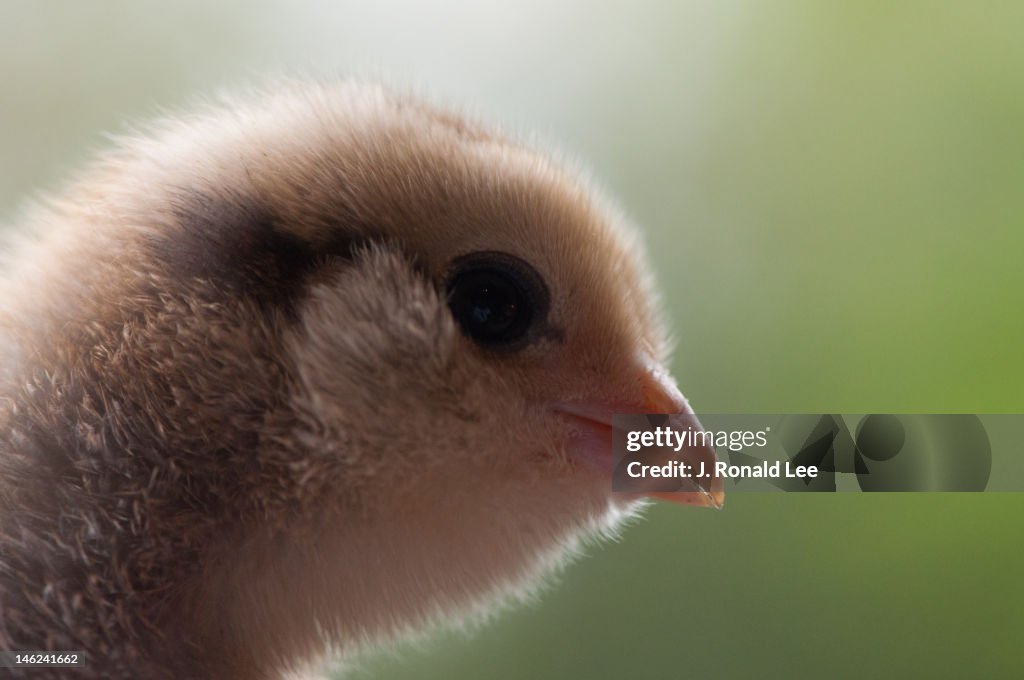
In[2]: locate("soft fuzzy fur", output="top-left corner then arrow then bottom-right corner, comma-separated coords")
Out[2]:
0,81 -> 677,679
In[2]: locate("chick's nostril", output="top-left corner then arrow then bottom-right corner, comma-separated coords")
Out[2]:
639,370 -> 689,415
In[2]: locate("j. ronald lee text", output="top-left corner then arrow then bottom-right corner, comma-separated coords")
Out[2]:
627,460 -> 820,480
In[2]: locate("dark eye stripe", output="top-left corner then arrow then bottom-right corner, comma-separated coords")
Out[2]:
155,189 -> 382,319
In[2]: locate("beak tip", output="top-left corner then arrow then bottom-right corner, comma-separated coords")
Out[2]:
649,483 -> 725,509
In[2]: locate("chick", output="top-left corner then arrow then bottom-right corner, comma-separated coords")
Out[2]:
0,81 -> 722,680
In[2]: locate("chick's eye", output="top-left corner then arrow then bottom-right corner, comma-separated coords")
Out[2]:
445,252 -> 549,349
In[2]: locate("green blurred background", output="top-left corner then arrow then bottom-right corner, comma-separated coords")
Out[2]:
2,1 -> 1022,677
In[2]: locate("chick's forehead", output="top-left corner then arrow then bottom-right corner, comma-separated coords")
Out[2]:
355,116 -> 663,360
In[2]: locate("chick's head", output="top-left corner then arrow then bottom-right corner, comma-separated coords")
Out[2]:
12,83 -> 720,639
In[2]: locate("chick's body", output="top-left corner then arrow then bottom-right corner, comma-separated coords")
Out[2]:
0,82 -> 714,679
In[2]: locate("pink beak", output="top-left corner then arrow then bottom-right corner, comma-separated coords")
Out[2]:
556,367 -> 724,509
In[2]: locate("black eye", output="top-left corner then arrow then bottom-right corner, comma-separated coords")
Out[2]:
445,251 -> 549,349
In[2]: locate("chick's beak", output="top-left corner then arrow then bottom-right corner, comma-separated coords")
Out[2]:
556,365 -> 724,509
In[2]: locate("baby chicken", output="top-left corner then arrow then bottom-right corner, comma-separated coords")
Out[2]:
0,81 -> 721,679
